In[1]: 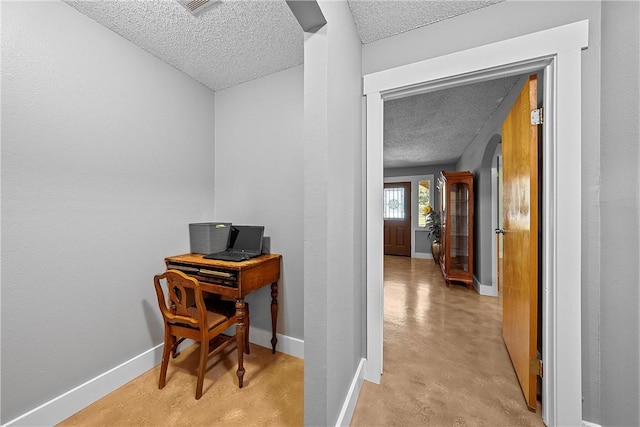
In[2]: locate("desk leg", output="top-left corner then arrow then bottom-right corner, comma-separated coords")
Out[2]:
270,282 -> 278,354
235,299 -> 246,388
245,302 -> 250,355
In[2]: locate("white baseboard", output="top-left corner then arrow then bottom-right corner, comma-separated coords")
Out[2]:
3,331 -> 303,427
2,344 -> 164,427
335,358 -> 366,427
250,326 -> 305,359
582,421 -> 601,427
412,252 -> 432,259
474,276 -> 498,297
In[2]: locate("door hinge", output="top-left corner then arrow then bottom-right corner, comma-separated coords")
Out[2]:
530,358 -> 543,377
531,108 -> 543,125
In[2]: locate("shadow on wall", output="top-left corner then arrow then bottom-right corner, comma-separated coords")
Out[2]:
473,133 -> 502,293
143,299 -> 164,354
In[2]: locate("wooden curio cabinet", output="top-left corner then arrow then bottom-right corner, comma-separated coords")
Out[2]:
437,171 -> 474,289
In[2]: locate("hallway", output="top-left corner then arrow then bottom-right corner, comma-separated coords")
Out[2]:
351,255 -> 544,426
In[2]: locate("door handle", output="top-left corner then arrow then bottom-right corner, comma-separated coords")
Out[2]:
495,228 -> 505,234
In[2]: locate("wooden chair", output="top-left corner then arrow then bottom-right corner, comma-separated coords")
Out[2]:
153,269 -> 245,399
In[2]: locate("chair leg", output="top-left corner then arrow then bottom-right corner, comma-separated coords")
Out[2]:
159,327 -> 172,389
195,339 -> 207,400
171,335 -> 180,358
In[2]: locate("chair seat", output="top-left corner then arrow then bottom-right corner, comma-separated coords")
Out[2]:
184,306 -> 228,330
204,298 -> 237,318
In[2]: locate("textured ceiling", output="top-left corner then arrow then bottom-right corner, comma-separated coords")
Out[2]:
348,0 -> 503,43
63,0 -> 510,168
64,0 -> 304,91
384,76 -> 521,169
63,0 -> 505,91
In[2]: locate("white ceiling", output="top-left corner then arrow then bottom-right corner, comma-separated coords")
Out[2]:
63,0 -> 509,168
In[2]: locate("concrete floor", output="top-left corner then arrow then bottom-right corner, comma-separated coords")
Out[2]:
350,255 -> 544,426
57,334 -> 303,426
58,255 -> 543,426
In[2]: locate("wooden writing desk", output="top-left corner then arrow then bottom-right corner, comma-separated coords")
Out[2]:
164,253 -> 282,388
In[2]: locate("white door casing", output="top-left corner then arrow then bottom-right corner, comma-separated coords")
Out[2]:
363,20 -> 588,427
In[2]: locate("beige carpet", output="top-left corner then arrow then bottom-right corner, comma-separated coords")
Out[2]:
350,255 -> 544,426
57,343 -> 303,426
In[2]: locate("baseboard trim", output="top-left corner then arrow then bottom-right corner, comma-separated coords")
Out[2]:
582,421 -> 601,427
2,344 -> 164,427
335,358 -> 366,427
250,326 -> 305,359
3,331 -> 303,427
412,252 -> 432,259
474,276 -> 498,297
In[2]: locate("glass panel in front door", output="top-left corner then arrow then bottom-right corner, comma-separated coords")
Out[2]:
384,187 -> 405,220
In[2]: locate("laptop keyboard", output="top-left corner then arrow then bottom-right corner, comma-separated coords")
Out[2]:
205,251 -> 251,262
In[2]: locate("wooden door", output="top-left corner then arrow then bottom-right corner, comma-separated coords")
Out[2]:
501,75 -> 539,410
383,182 -> 411,256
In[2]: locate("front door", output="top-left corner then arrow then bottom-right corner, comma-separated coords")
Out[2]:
383,182 -> 411,256
501,74 -> 540,411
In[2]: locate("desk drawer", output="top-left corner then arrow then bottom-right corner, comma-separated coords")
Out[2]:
167,263 -> 238,288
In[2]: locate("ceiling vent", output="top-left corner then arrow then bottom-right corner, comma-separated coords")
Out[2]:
177,0 -> 221,16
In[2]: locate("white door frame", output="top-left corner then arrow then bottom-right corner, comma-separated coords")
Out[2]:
364,20 -> 588,427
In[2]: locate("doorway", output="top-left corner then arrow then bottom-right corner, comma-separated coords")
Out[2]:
364,21 -> 588,426
380,72 -> 544,413
383,182 -> 411,256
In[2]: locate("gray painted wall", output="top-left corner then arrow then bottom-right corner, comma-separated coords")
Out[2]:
600,1 -> 640,425
384,164 -> 456,182
362,1 -> 640,424
303,1 -> 363,425
213,66 -> 304,340
1,1 -> 216,422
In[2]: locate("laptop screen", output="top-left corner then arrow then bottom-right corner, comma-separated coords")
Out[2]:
228,225 -> 264,255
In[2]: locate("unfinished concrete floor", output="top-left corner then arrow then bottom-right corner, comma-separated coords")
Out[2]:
58,255 -> 542,426
57,339 -> 303,426
350,255 -> 544,426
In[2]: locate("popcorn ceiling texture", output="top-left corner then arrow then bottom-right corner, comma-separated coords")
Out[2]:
383,76 -> 520,168
64,0 -> 504,91
348,0 -> 504,44
64,0 -> 304,91
64,0 -> 511,168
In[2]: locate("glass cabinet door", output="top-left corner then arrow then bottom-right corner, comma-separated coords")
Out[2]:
448,182 -> 470,273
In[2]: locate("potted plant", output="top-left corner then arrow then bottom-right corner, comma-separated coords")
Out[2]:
423,205 -> 442,264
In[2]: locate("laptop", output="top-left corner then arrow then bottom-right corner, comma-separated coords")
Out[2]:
204,225 -> 264,262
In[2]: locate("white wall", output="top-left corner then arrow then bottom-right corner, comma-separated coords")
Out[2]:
213,65 -> 304,341
1,2 -> 216,423
303,1 -> 363,425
